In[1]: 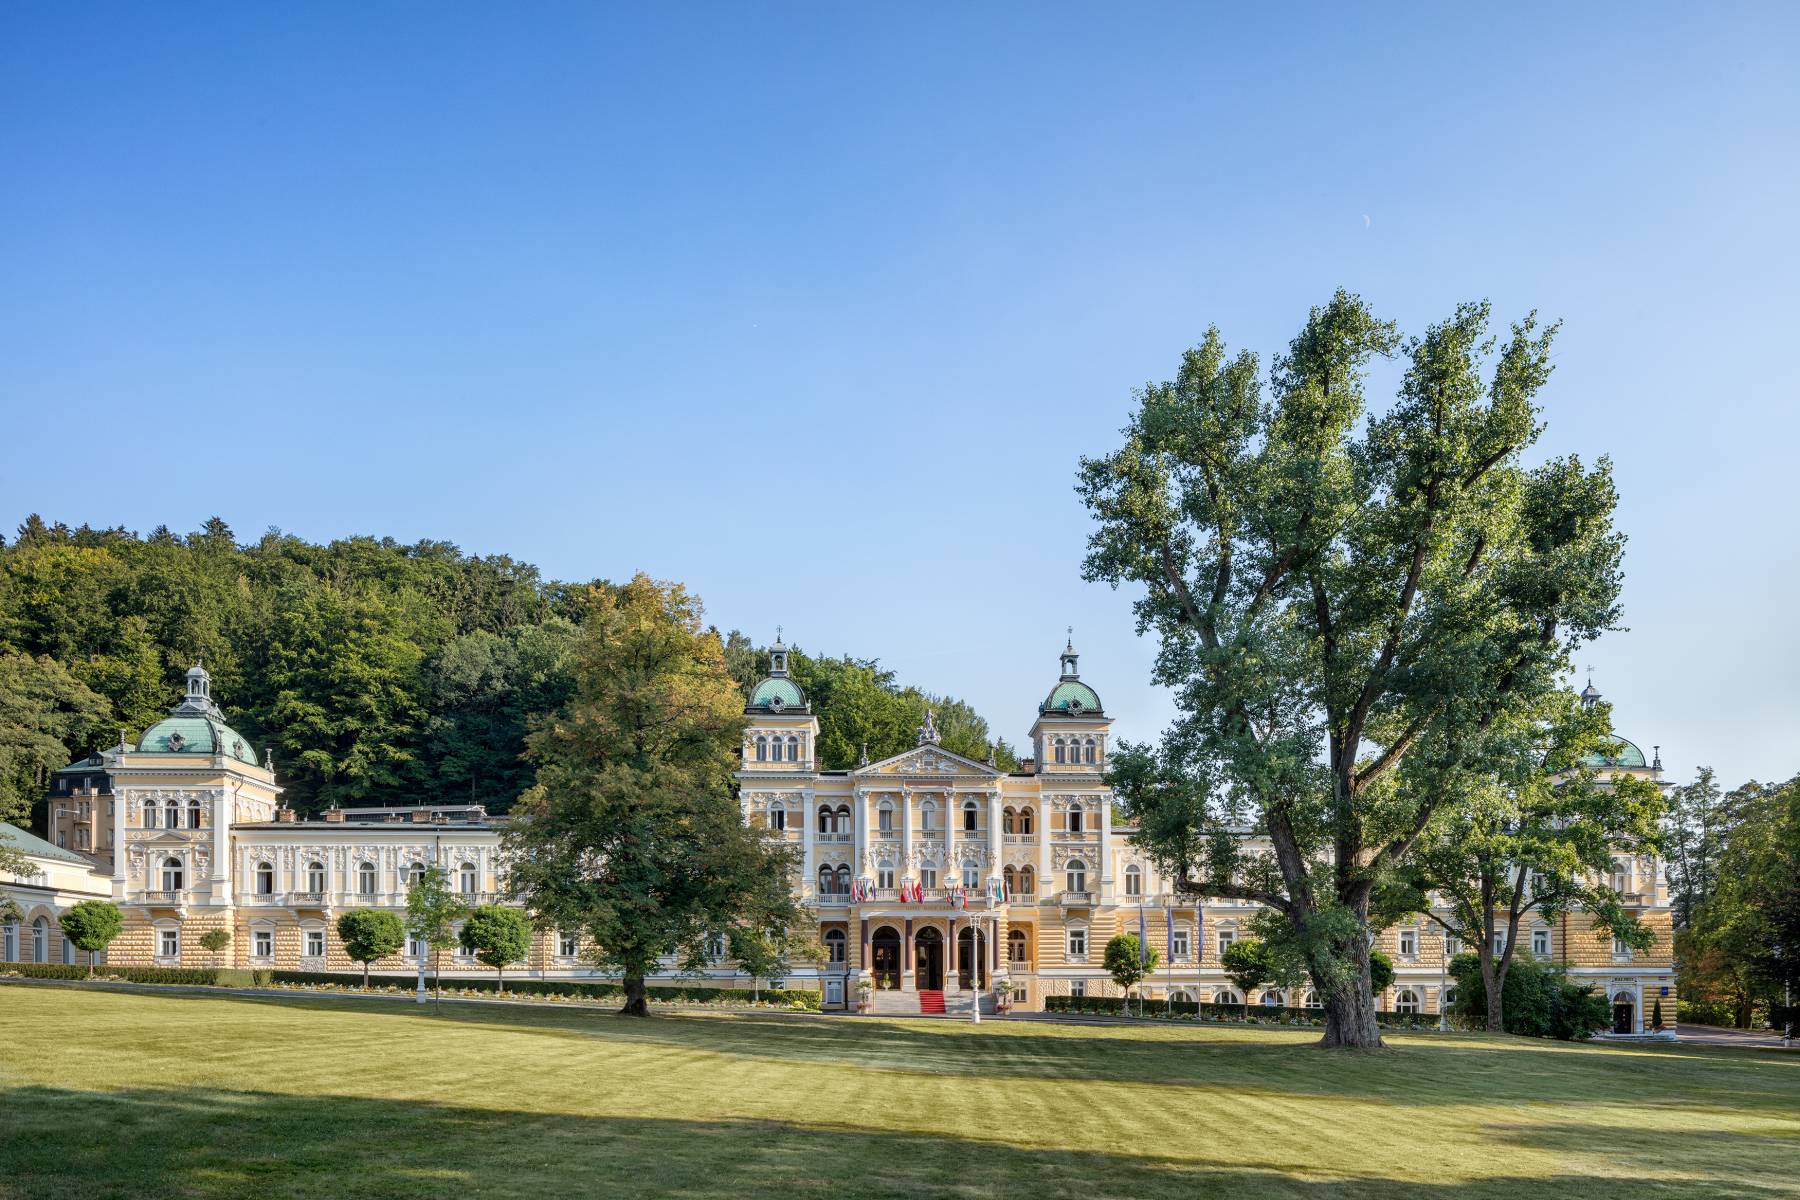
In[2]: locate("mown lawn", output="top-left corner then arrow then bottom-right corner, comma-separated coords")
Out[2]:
1,984 -> 1796,1199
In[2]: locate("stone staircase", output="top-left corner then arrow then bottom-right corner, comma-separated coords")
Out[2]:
864,988 -> 998,1017
918,989 -> 946,1014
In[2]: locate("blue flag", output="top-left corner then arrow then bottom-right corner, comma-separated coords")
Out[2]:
1138,901 -> 1148,966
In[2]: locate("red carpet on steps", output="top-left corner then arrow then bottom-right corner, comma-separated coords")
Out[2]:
918,990 -> 946,1014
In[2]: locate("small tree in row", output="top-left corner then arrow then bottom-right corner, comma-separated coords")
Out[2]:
1104,932 -> 1159,1014
459,904 -> 534,992
58,900 -> 122,976
337,909 -> 406,990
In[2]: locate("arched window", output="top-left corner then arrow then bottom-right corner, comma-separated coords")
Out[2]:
160,857 -> 184,892
1442,986 -> 1458,1008
818,805 -> 834,834
919,801 -> 937,832
824,929 -> 847,963
144,803 -> 158,829
706,932 -> 726,961
1065,861 -> 1086,894
754,736 -> 767,762
1394,988 -> 1421,1015
769,804 -> 787,832
407,863 -> 426,888
961,860 -> 980,888
787,736 -> 800,762
1302,989 -> 1322,1008
1169,989 -> 1195,1003
877,860 -> 895,889
358,862 -> 377,895
307,861 -> 327,893
165,799 -> 181,829
1008,928 -> 1029,963
818,865 -> 836,895
835,865 -> 851,895
1068,806 -> 1085,834
1214,988 -> 1243,1005
1018,865 -> 1035,895
2,920 -> 16,962
1053,739 -> 1066,764
32,917 -> 49,963
877,800 -> 895,833
459,862 -> 478,895
255,862 -> 274,896
1260,990 -> 1285,1007
962,801 -> 979,832
1003,865 -> 1017,894
1002,807 -> 1016,834
835,805 -> 851,834
1124,865 -> 1142,896
1018,807 -> 1034,835
1084,739 -> 1097,764
920,865 -> 938,889
187,798 -> 203,828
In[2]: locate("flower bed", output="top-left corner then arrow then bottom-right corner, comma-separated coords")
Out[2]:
1042,994 -> 1437,1030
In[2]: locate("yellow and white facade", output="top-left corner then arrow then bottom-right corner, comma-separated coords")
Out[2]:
12,648 -> 1674,1029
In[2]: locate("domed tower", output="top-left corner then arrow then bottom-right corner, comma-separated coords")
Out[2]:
1029,633 -> 1109,775
1576,675 -> 1663,783
742,631 -> 819,774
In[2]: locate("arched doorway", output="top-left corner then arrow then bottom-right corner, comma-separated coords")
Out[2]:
957,926 -> 988,989
1612,989 -> 1636,1035
871,926 -> 902,990
914,926 -> 945,991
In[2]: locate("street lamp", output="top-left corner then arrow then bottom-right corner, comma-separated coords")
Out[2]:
966,909 -> 999,1025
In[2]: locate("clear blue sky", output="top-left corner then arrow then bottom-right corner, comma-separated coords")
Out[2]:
3,4 -> 1796,787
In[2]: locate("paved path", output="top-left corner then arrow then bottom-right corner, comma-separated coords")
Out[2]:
1675,1022 -> 1794,1050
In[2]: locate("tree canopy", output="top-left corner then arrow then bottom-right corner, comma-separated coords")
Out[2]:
1083,291 -> 1625,1048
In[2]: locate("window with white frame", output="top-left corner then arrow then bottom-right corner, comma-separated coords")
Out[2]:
1613,936 -> 1633,961
1067,925 -> 1087,960
706,933 -> 726,960
961,860 -> 980,889
1068,807 -> 1084,834
754,736 -> 767,762
358,862 -> 377,895
920,866 -> 938,889
1445,933 -> 1461,958
1216,927 -> 1237,959
160,857 -> 184,892
1018,865 -> 1035,895
877,801 -> 894,833
157,926 -> 180,960
459,862 -> 478,894
1398,928 -> 1419,959
1394,988 -> 1422,1015
256,862 -> 275,895
1018,807 -> 1034,835
878,861 -> 895,889
963,801 -> 979,832
825,929 -> 846,963
1172,925 -> 1192,961
559,931 -> 579,958
1124,865 -> 1142,896
1260,990 -> 1284,1007
919,801 -> 937,832
304,928 -> 326,959
1214,987 -> 1242,1005
1531,927 -> 1551,958
306,861 -> 326,893
817,806 -> 834,834
1064,861 -> 1087,893
1611,859 -> 1631,895
1491,929 -> 1507,956
769,806 -> 787,832
1069,979 -> 1085,998
406,932 -> 425,958
252,929 -> 273,960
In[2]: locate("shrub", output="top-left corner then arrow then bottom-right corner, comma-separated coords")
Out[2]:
1448,952 -> 1607,1040
0,963 -> 272,987
1678,998 -> 1737,1028
264,969 -> 820,1007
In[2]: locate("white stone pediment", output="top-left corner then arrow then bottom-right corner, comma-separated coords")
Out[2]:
854,746 -> 1000,779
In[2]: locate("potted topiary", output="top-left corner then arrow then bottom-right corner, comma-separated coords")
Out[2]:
855,974 -> 873,1013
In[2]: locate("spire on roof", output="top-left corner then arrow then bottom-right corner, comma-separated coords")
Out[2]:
1060,629 -> 1080,679
768,628 -> 790,677
1579,666 -> 1601,710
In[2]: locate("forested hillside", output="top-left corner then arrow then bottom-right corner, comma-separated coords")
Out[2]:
0,516 -> 1016,821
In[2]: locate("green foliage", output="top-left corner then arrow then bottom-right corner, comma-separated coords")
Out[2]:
0,962 -> 272,986
198,929 -> 232,960
1081,293 -> 1625,1047
457,904 -> 535,986
504,576 -> 805,1016
0,652 -> 112,825
57,900 -> 124,972
404,865 -> 466,1002
1448,952 -> 1608,1040
1367,949 -> 1395,994
335,908 -> 407,988
1220,938 -> 1279,995
1651,998 -> 1664,1030
1103,933 -> 1159,994
722,637 -> 1019,770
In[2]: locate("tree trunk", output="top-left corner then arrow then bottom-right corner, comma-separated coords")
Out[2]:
1480,947 -> 1504,1033
1316,927 -> 1383,1049
362,961 -> 370,991
497,967 -> 504,996
621,973 -> 649,1017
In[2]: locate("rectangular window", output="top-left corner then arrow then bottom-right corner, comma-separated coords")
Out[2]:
877,864 -> 895,889
406,934 -> 425,959
1216,929 -> 1237,959
1069,979 -> 1086,998
1492,930 -> 1507,956
1445,934 -> 1460,958
1398,929 -> 1418,959
158,928 -> 180,960
1068,809 -> 1084,834
252,930 -> 273,960
1172,928 -> 1191,960
1532,928 -> 1551,958
1613,937 -> 1632,961
878,808 -> 893,833
559,932 -> 579,958
1067,927 -> 1087,960
920,868 -> 937,889
305,929 -> 325,958
769,807 -> 786,832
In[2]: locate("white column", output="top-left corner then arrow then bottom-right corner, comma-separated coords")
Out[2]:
901,787 -> 913,885
853,788 -> 869,883
800,788 -> 815,898
1100,794 -> 1114,891
212,786 -> 232,885
111,787 -> 129,899
1038,795 -> 1054,898
986,790 -> 1002,883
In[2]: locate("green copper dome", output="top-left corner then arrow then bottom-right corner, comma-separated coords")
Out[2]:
1582,735 -> 1647,770
749,677 -> 805,710
1043,679 -> 1102,714
138,715 -> 261,765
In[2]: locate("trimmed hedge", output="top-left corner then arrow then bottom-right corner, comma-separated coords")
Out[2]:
1044,994 -> 1431,1028
269,969 -> 823,1009
1,963 -> 274,987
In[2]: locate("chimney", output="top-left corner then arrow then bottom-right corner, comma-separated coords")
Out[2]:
409,809 -> 432,824
275,808 -> 297,823
323,809 -> 345,823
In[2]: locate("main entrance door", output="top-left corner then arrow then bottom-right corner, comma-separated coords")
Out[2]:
957,926 -> 987,989
1612,992 -> 1636,1035
871,926 -> 902,990
915,927 -> 945,990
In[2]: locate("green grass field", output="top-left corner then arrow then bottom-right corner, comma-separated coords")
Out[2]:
1,984 -> 1796,1199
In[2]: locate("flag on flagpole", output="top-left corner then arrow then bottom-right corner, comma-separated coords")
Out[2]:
1138,899 -> 1148,967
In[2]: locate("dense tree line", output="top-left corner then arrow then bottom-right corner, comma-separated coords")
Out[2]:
1666,770 -> 1799,1030
0,516 -> 1014,819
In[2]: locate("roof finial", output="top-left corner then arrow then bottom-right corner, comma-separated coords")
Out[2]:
858,741 -> 870,767
917,708 -> 941,746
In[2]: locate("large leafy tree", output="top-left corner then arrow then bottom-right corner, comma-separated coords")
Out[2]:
504,575 -> 805,1017
0,652 -> 112,827
1396,690 -> 1664,1031
1083,292 -> 1625,1048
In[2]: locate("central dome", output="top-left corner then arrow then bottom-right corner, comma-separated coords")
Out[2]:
749,677 -> 805,710
139,715 -> 261,766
